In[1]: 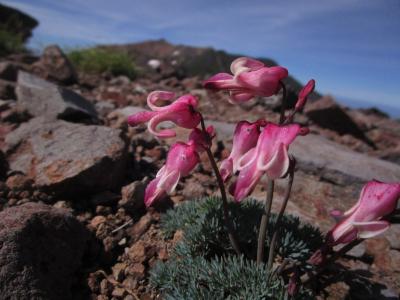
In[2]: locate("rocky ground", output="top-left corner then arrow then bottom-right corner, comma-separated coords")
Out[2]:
0,43 -> 400,300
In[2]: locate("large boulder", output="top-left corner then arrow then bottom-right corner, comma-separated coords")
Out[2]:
5,117 -> 128,196
0,202 -> 88,300
32,45 -> 77,85
16,71 -> 97,122
305,96 -> 374,147
0,3 -> 38,42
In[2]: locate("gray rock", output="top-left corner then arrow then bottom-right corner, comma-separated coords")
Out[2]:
95,100 -> 116,117
31,45 -> 77,85
0,202 -> 88,300
16,71 -> 97,122
292,134 -> 400,185
5,117 -> 128,196
345,243 -> 366,258
0,79 -> 15,99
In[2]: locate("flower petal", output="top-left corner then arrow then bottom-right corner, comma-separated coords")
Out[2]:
257,143 -> 290,179
203,73 -> 234,89
156,165 -> 166,177
353,220 -> 390,239
127,111 -> 155,127
148,113 -> 177,138
230,57 -> 264,75
330,209 -> 345,222
147,91 -> 176,111
295,79 -> 315,110
230,162 -> 263,202
144,177 -> 165,207
237,148 -> 257,170
229,91 -> 255,103
158,169 -> 180,194
355,180 -> 400,220
220,158 -> 233,182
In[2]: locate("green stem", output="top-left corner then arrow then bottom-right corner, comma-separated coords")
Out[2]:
267,164 -> 295,271
279,82 -> 287,124
301,239 -> 362,285
257,179 -> 274,264
199,116 -> 241,256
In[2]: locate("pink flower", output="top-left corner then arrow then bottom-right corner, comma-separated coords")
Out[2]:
327,180 -> 400,245
127,91 -> 201,138
219,119 -> 267,182
230,123 -> 308,202
203,57 -> 288,104
295,79 -> 315,111
188,125 -> 216,152
144,127 -> 213,207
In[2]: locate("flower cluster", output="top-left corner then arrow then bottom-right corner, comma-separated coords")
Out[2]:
128,56 -> 400,293
203,57 -> 288,103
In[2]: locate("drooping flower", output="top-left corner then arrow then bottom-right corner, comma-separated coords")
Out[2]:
219,119 -> 267,182
188,125 -> 216,152
294,79 -> 315,111
203,57 -> 288,104
230,123 -> 308,202
127,91 -> 201,138
144,127 -> 213,207
326,180 -> 400,245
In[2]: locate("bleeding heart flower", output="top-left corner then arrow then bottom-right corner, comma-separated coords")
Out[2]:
295,79 -> 315,111
230,123 -> 308,202
203,57 -> 288,104
144,127 -> 214,207
219,119 -> 267,182
189,125 -> 216,152
327,180 -> 400,245
127,91 -> 201,138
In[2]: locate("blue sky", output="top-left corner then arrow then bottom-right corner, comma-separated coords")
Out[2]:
3,0 -> 400,115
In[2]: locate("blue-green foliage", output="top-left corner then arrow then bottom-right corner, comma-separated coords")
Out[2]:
151,255 -> 314,300
161,197 -> 323,261
151,197 -> 323,299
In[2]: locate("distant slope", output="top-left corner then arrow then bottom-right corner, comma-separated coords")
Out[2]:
101,39 -> 321,105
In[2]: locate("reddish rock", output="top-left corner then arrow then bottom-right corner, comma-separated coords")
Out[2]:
31,45 -> 77,84
5,117 -> 128,196
119,178 -> 148,212
112,287 -> 127,298
0,202 -> 88,299
126,213 -> 154,242
127,241 -> 147,263
305,96 -> 374,147
181,177 -> 207,200
126,263 -> 146,280
90,215 -> 107,229
5,173 -> 33,191
112,262 -> 127,281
